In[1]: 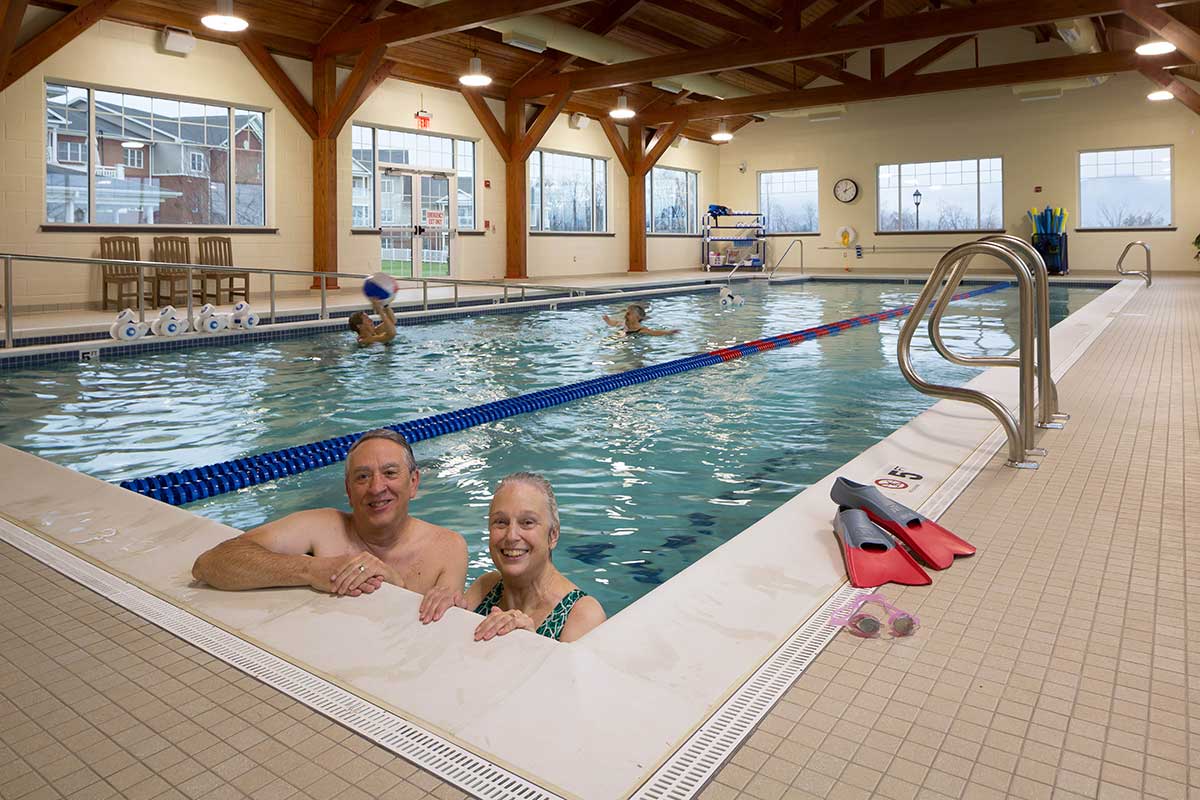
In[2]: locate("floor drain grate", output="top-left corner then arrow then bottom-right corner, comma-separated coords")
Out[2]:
0,519 -> 563,800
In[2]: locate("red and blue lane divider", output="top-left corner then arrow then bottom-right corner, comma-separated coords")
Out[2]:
120,282 -> 1011,506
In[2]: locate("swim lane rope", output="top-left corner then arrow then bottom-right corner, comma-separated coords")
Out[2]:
121,281 -> 1011,506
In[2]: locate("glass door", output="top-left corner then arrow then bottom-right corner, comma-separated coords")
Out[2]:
378,167 -> 456,279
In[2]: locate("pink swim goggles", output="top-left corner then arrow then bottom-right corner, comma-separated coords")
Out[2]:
830,593 -> 918,639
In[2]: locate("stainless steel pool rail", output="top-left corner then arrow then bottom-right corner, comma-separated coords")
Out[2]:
926,234 -> 1067,430
1116,241 -> 1152,286
767,239 -> 805,278
0,253 -> 603,348
897,239 -> 1042,469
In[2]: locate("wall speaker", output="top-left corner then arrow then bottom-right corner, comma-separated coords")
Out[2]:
568,112 -> 591,130
161,27 -> 197,55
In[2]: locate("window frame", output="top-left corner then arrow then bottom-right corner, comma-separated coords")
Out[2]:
874,156 -> 1005,235
123,147 -> 143,169
1076,144 -> 1175,231
757,167 -> 820,236
42,80 -> 270,229
528,147 -> 609,234
645,165 -> 700,236
350,122 -> 478,231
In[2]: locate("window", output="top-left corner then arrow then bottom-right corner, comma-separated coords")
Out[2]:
351,124 -> 476,229
645,166 -> 698,234
44,82 -> 266,226
877,158 -> 1003,232
528,150 -> 607,232
380,208 -> 395,224
57,141 -> 86,163
1079,147 -> 1171,228
759,169 -> 818,233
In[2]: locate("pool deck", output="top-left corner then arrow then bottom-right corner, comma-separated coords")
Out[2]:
0,274 -> 1195,800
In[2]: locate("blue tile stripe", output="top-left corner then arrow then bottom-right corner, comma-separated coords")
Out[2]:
119,281 -> 1011,506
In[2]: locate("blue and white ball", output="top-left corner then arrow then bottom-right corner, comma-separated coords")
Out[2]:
363,272 -> 399,303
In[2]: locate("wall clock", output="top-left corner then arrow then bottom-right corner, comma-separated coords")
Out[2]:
834,178 -> 859,203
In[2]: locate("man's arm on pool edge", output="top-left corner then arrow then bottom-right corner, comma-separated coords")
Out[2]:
191,509 -> 367,593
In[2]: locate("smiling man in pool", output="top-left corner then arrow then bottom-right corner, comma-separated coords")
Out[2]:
192,429 -> 467,598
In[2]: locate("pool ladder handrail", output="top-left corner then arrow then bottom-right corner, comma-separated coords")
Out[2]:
926,234 -> 1067,430
0,252 -> 605,349
1116,241 -> 1152,286
896,239 -> 1043,469
767,239 -> 805,278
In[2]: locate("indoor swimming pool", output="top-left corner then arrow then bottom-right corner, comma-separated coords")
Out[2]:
0,279 -> 1107,613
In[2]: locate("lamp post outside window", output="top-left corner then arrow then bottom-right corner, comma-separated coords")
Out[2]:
912,188 -> 922,230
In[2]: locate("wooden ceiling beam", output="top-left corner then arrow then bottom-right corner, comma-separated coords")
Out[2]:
782,0 -> 824,33
618,17 -> 796,90
887,34 -> 975,82
512,0 -> 1200,96
1122,0 -> 1200,61
461,89 -> 512,161
320,0 -> 591,55
320,44 -> 390,138
0,0 -> 29,87
636,120 -> 680,174
647,0 -> 775,37
238,35 -> 319,139
869,0 -> 885,81
319,0 -> 396,45
1139,63 -> 1200,112
808,0 -> 880,33
2,0 -> 121,90
640,49 -> 1188,121
599,116 -> 634,175
710,0 -> 780,31
512,88 -> 572,161
794,56 -> 871,84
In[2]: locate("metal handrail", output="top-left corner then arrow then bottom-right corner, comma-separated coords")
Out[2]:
767,239 -> 805,278
897,240 -> 1040,469
1116,241 -> 1152,286
926,234 -> 1066,429
0,252 -> 603,348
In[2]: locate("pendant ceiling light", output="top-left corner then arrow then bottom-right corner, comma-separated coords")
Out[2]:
202,0 -> 248,31
710,120 -> 733,142
1135,41 -> 1176,56
459,54 -> 492,87
609,95 -> 635,119
1147,89 -> 1174,101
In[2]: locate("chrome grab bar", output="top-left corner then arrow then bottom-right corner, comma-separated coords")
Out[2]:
927,234 -> 1066,429
0,252 -> 604,346
767,239 -> 805,278
897,240 -> 1041,469
1116,241 -> 1151,286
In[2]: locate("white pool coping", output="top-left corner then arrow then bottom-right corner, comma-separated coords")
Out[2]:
0,277 -> 1140,799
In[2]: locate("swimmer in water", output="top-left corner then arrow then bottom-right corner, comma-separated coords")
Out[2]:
348,298 -> 397,345
602,303 -> 679,336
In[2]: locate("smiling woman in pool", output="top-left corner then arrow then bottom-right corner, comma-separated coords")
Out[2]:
418,472 -> 606,642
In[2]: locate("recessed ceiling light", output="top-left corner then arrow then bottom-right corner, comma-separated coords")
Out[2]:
1135,41 -> 1176,56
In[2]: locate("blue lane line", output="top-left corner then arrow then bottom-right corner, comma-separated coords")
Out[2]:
120,282 -> 1012,506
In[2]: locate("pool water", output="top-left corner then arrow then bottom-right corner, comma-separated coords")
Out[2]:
0,280 -> 1105,614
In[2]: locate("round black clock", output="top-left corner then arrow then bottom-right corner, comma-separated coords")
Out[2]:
833,178 -> 859,203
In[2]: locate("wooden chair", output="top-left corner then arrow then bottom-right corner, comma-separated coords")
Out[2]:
197,236 -> 249,305
99,236 -> 144,310
151,236 -> 195,307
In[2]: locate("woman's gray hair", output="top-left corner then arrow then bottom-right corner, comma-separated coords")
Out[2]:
495,472 -> 560,534
344,429 -> 416,479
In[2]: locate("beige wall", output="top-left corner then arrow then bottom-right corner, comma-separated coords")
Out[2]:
721,32 -> 1200,274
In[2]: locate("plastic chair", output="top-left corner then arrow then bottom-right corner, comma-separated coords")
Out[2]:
100,236 -> 143,310
197,236 -> 248,305
152,236 -> 195,307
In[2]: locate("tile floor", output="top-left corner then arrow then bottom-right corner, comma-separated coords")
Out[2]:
1,276 -> 1194,799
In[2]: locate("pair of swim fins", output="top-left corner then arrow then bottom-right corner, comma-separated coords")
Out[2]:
830,477 -> 975,588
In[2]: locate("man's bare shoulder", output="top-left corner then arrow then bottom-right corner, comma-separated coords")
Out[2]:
409,518 -> 467,550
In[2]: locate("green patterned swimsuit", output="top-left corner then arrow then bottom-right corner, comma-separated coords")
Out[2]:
473,582 -> 587,641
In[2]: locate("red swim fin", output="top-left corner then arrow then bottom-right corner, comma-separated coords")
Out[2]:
833,508 -> 931,588
831,477 -> 975,570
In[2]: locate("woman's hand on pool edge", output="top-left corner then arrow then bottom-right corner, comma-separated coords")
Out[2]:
474,607 -> 535,641
418,587 -> 467,624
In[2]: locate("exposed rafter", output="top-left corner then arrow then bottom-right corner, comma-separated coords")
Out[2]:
320,44 -> 391,138
319,0 -> 591,55
640,49 -> 1188,122
512,0 -> 1200,97
1,0 -> 121,90
512,89 -> 572,161
0,0 -> 29,87
1139,64 -> 1200,113
647,0 -> 775,38
887,34 -> 975,83
238,36 -> 319,139
1122,0 -> 1200,61
461,90 -> 511,161
808,0 -> 880,33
